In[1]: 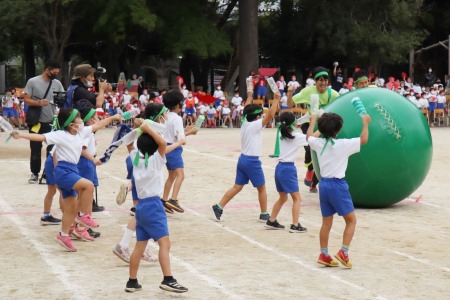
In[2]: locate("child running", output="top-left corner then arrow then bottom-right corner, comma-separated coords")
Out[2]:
125,122 -> 187,293
265,111 -> 308,232
11,108 -> 121,251
212,86 -> 280,222
306,112 -> 371,268
161,90 -> 196,214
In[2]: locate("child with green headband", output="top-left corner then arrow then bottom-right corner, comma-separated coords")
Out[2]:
124,122 -> 188,294
11,107 -> 121,251
306,112 -> 371,269
265,111 -> 309,233
287,67 -> 340,193
212,84 -> 280,222
113,103 -> 185,264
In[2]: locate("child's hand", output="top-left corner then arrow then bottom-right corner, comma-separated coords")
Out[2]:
113,114 -> 122,122
362,114 -> 372,124
10,131 -> 20,139
287,85 -> 295,94
93,158 -> 102,166
134,117 -> 143,128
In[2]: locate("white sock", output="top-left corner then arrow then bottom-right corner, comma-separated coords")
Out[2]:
119,228 -> 134,249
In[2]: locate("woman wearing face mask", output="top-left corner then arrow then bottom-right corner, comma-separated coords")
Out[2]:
11,107 -> 121,251
70,64 -> 110,108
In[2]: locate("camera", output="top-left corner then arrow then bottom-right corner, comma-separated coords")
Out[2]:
53,91 -> 67,108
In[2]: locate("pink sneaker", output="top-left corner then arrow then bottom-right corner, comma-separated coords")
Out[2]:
55,232 -> 77,252
141,249 -> 158,262
68,224 -> 79,240
76,213 -> 99,228
73,226 -> 95,242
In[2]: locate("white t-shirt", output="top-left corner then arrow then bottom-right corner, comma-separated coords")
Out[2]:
197,104 -> 208,115
236,104 -> 244,114
139,94 -> 149,105
222,107 -> 231,115
280,94 -> 288,107
213,90 -> 224,99
241,119 -> 264,156
288,80 -> 300,89
278,132 -> 308,163
308,136 -> 360,179
181,88 -> 189,98
437,95 -> 446,104
164,111 -> 185,144
305,78 -> 315,87
44,126 -> 93,164
131,149 -> 166,199
206,106 -> 216,115
83,133 -> 96,156
231,96 -> 243,107
339,87 -> 349,95
418,98 -> 429,109
122,94 -> 132,105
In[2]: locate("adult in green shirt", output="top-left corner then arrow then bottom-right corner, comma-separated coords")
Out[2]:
287,67 -> 340,192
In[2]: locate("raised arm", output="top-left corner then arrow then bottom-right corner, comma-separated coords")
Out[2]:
306,115 -> 321,140
360,114 -> 371,145
11,131 -> 47,142
244,90 -> 253,107
262,91 -> 280,127
286,84 -> 296,108
140,123 -> 167,157
91,114 -> 122,132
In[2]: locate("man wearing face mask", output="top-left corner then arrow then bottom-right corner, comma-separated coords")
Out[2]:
24,59 -> 65,186
70,64 -> 109,108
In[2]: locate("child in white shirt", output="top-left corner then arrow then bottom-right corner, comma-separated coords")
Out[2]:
212,87 -> 281,222
307,112 -> 371,269
266,112 -> 308,232
12,108 -> 121,252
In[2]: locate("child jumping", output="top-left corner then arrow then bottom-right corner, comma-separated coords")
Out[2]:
12,108 -> 121,251
306,112 -> 371,268
265,111 -> 308,232
212,85 -> 280,222
125,122 -> 187,293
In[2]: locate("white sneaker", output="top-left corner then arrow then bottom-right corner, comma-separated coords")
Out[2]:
141,249 -> 158,262
116,182 -> 128,205
112,244 -> 130,263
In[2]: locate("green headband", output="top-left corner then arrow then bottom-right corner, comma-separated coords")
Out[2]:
314,71 -> 329,79
150,106 -> 167,121
63,109 -> 79,128
133,151 -> 149,168
241,108 -> 264,124
82,109 -> 96,123
354,76 -> 368,84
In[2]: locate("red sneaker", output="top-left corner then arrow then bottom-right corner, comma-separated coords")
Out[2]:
310,186 -> 318,193
335,249 -> 352,268
317,253 -> 338,267
305,170 -> 314,182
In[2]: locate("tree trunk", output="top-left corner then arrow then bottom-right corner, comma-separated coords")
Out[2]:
23,38 -> 35,81
238,0 -> 259,96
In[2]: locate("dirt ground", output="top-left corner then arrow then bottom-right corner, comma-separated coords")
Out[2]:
0,126 -> 449,300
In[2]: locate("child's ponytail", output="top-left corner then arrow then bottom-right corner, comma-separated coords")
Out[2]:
279,112 -> 296,140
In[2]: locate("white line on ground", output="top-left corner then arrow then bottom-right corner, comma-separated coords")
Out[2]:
384,248 -> 450,273
187,208 -> 388,300
0,196 -> 86,300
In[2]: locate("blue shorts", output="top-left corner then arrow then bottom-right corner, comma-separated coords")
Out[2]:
166,145 -> 184,170
222,114 -> 229,117
135,196 -> 169,242
437,103 -> 445,109
77,156 -> 95,183
44,154 -> 56,185
428,102 -> 436,112
54,161 -> 82,199
275,162 -> 299,193
281,105 -> 290,111
319,178 -> 354,217
184,107 -> 196,116
126,156 -> 133,180
235,154 -> 265,187
93,167 -> 98,187
3,107 -> 17,118
207,113 -> 214,119
257,86 -> 267,97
